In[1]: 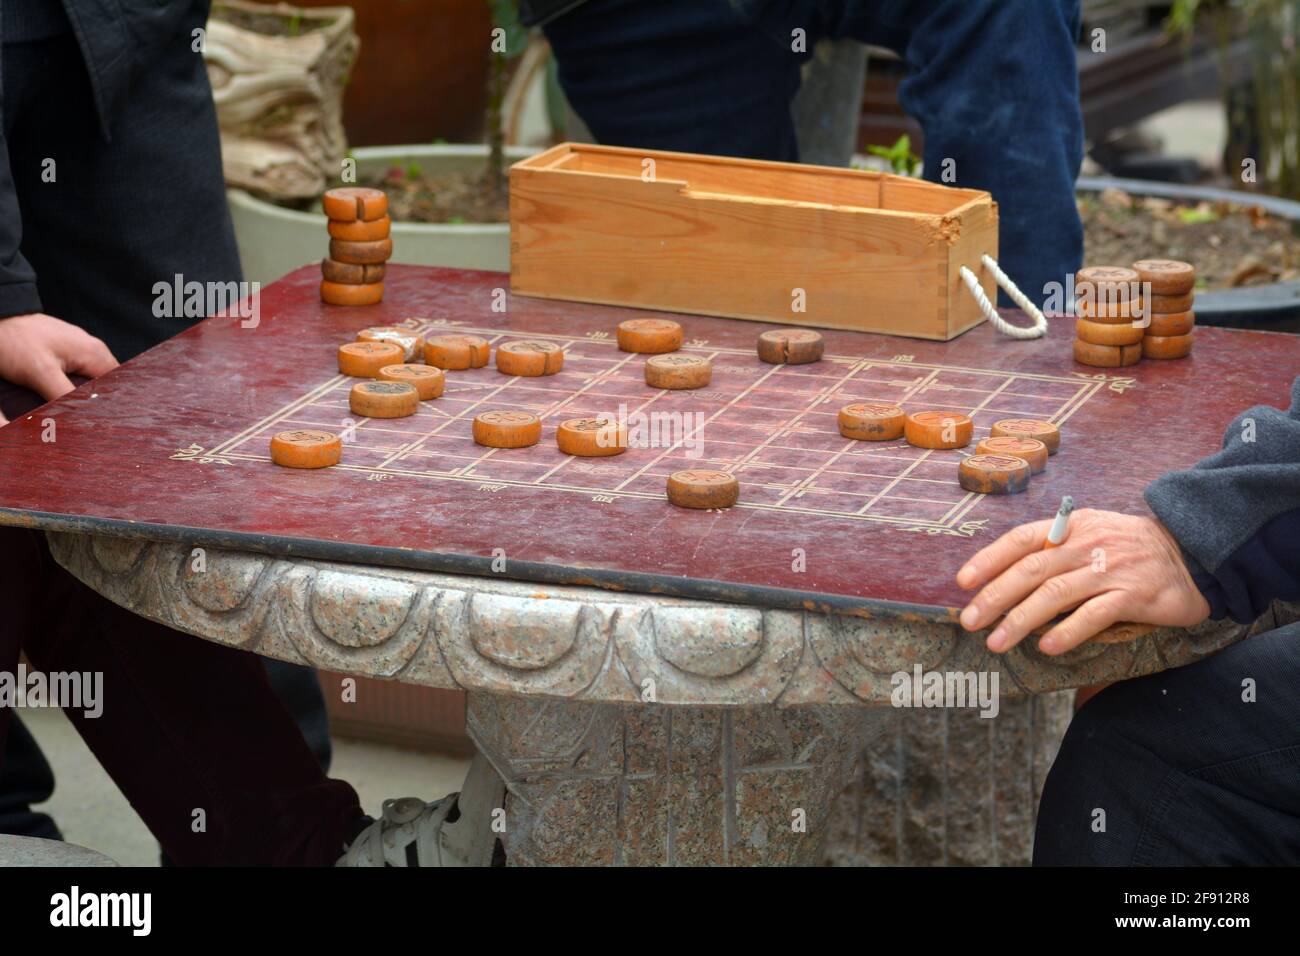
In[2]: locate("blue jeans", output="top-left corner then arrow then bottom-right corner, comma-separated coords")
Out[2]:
542,0 -> 1084,306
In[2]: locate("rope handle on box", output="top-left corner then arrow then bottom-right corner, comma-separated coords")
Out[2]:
958,254 -> 1048,340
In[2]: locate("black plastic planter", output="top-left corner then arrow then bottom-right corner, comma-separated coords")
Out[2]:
1077,175 -> 1300,333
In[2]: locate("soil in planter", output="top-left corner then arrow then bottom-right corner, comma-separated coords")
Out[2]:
329,169 -> 1297,278
348,162 -> 511,225
1081,189 -> 1299,289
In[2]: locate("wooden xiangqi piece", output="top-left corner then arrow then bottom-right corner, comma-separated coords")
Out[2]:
1135,259 -> 1196,361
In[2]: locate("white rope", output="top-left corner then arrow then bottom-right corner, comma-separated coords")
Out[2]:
959,254 -> 1048,339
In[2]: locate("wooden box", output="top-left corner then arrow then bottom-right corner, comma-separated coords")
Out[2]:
509,143 -> 998,341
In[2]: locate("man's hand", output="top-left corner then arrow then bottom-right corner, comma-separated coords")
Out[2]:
0,313 -> 118,425
956,508 -> 1211,655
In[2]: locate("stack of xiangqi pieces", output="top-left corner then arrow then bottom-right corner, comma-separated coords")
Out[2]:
1133,259 -> 1196,360
1072,265 -> 1145,368
319,187 -> 392,306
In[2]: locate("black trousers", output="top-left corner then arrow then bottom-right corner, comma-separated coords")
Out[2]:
0,28 -> 332,839
1035,620 -> 1300,865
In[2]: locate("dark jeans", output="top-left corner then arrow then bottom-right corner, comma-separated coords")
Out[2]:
543,0 -> 1085,306
0,529 -> 362,865
1034,621 -> 1300,865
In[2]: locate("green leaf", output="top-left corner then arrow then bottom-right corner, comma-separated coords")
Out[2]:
866,135 -> 921,176
1177,207 -> 1220,224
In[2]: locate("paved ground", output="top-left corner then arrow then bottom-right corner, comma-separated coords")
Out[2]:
1137,98 -> 1226,173
19,706 -> 471,866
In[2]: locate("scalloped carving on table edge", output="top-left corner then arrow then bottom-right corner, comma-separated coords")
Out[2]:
46,533 -> 1254,706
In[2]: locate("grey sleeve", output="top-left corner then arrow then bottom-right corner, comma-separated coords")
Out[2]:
1144,376 -> 1300,621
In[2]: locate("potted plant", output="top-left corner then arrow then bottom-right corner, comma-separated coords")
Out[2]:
220,0 -> 540,286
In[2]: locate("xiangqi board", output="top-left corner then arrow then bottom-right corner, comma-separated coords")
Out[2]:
0,264 -> 1295,619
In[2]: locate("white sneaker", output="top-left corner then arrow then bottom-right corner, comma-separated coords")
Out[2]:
336,795 -> 468,867
336,754 -> 509,867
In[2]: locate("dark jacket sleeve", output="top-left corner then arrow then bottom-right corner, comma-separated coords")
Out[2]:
1145,376 -> 1300,624
0,25 -> 45,318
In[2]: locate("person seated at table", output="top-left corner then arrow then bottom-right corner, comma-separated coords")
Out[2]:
0,0 -> 471,866
957,377 -> 1300,865
525,0 -> 1085,306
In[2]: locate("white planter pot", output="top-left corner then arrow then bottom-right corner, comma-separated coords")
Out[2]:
228,143 -> 537,286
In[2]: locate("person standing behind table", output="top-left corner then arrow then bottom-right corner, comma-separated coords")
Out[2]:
0,0 -> 331,848
954,378 -> 1300,864
523,0 -> 1085,307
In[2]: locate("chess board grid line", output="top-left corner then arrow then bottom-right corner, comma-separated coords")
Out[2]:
212,451 -> 960,527
406,322 -> 1108,387
205,374 -> 347,459
536,344 -> 643,422
466,460 -> 973,508
446,337 -> 596,475
938,490 -> 977,525
249,372 -> 1087,436
530,363 -> 682,486
855,447 -> 934,516
407,389 -> 1089,422
729,359 -> 877,495
197,325 -> 1116,534
223,392 -> 1073,478
851,368 -> 946,517
769,358 -> 977,509
610,360 -> 789,491
1025,377 -> 1090,420
393,444 -> 964,489
398,448 -> 967,492
945,490 -> 985,528
692,424 -> 1008,444
771,361 -> 902,507
926,375 -> 1028,523
1052,379 -> 1108,427
381,380 -> 520,472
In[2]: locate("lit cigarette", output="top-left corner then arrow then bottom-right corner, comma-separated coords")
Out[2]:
1044,496 -> 1074,549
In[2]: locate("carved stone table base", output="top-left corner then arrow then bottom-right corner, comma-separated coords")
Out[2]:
463,692 -> 1072,867
46,532 -> 1268,866
468,693 -> 883,866
827,691 -> 1073,866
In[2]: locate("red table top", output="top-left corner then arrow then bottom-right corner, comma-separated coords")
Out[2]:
1,264 -> 1296,620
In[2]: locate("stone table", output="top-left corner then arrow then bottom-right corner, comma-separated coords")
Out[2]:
49,531 -> 1268,867
6,265 -> 1296,865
